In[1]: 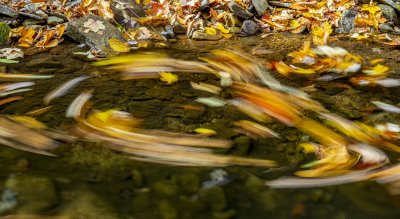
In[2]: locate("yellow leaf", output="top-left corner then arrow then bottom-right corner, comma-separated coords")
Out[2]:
369,58 -> 384,65
205,27 -> 217,35
109,38 -> 131,52
222,33 -> 233,39
138,42 -> 148,48
159,72 -> 178,84
289,20 -> 301,28
361,4 -> 381,15
215,23 -> 230,34
362,64 -> 390,76
300,142 -> 317,153
9,116 -> 47,129
194,128 -> 216,135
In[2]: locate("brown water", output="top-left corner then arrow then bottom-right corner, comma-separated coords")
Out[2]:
1,34 -> 400,219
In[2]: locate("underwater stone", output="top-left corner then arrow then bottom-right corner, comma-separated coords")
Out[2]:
152,180 -> 179,197
176,173 -> 200,194
131,169 -> 143,187
199,187 -> 227,211
5,174 -> 58,213
132,191 -> 150,210
233,136 -> 251,155
63,188 -> 119,218
212,210 -> 237,219
158,200 -> 179,219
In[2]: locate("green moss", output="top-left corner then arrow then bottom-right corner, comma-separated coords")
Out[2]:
62,142 -> 129,173
199,187 -> 227,211
152,180 -> 179,197
174,173 -> 200,194
0,22 -> 10,45
5,174 -> 58,213
158,200 -> 178,219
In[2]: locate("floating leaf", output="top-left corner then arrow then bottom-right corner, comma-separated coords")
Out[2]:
159,72 -> 178,84
194,128 -> 217,136
0,58 -> 19,64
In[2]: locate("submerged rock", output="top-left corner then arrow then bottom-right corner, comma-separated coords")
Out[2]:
5,174 -> 58,213
66,14 -> 126,56
158,200 -> 179,219
0,5 -> 18,18
228,1 -> 253,19
252,0 -> 269,16
199,187 -> 227,211
241,20 -> 260,35
336,10 -> 357,33
62,188 -> 119,218
191,30 -> 223,41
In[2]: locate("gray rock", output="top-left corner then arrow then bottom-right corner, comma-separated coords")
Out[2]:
18,12 -> 44,20
35,10 -> 48,19
252,0 -> 269,16
336,10 -> 357,33
22,19 -> 46,26
5,174 -> 58,213
0,5 -> 18,18
0,17 -> 20,27
47,16 -> 65,26
191,30 -> 223,41
173,22 -> 187,34
0,189 -> 18,213
268,1 -> 291,8
195,0 -> 209,12
241,20 -> 260,35
49,12 -> 69,22
111,0 -> 145,28
66,14 -> 126,57
379,23 -> 395,32
379,4 -> 398,23
228,1 -> 253,19
26,58 -> 63,68
378,0 -> 400,12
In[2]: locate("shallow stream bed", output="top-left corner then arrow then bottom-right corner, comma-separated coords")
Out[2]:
1,34 -> 400,219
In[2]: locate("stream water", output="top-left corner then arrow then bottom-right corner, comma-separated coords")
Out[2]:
1,34 -> 400,219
